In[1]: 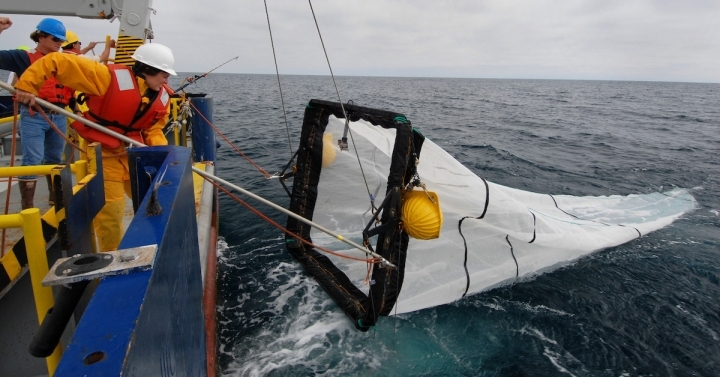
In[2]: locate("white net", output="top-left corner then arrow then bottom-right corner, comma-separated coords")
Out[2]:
310,117 -> 697,314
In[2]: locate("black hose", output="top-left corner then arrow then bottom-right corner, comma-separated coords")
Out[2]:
28,280 -> 89,357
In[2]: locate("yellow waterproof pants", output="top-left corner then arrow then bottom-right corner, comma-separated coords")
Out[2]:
94,148 -> 131,252
94,179 -> 131,252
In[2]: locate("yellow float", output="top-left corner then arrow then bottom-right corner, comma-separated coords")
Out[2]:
402,189 -> 443,240
322,132 -> 336,168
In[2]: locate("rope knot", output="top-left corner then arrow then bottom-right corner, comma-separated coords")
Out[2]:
179,100 -> 194,119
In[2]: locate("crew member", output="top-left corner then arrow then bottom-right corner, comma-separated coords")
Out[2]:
0,18 -> 74,209
61,30 -> 97,55
14,43 -> 176,251
62,30 -> 115,63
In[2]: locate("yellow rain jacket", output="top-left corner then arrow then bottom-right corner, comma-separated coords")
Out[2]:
15,53 -> 169,182
16,53 -> 169,251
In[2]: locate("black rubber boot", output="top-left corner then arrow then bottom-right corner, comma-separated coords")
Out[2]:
19,180 -> 37,210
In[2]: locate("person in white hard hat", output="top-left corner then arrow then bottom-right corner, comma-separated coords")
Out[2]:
15,43 -> 177,251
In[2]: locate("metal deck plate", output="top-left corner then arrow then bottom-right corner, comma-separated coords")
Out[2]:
42,244 -> 157,286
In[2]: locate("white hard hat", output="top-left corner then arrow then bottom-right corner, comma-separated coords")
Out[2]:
132,43 -> 177,75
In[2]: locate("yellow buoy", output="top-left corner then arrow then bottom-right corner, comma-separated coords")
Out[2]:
322,132 -> 337,168
402,189 -> 443,240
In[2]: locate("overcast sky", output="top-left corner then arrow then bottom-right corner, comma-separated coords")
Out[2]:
1,0 -> 719,83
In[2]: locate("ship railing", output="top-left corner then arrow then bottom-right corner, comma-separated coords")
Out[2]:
166,96 -> 189,147
0,82 -> 217,375
0,114 -> 18,140
0,145 -> 104,376
0,208 -> 61,373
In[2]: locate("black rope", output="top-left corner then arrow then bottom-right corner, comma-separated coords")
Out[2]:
549,194 -> 641,237
278,148 -> 301,198
505,235 -> 519,278
528,211 -> 536,243
458,217 -> 472,298
458,177 -> 490,298
308,0 -> 348,121
620,224 -> 642,238
263,0 -> 293,158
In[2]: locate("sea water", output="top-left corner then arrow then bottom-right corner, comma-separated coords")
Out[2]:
171,74 -> 720,376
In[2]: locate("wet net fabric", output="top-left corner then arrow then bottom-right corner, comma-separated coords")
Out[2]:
311,116 -> 697,314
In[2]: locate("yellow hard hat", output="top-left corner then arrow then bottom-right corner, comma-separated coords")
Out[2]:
402,189 -> 443,240
63,30 -> 79,47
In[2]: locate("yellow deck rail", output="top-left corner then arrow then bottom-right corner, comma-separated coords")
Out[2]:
168,97 -> 189,147
0,208 -> 60,375
0,164 -> 79,179
0,145 -> 99,377
0,115 -> 17,125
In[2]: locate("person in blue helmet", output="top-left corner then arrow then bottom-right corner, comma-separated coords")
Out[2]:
0,18 -> 76,209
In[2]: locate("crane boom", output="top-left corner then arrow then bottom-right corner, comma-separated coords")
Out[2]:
0,0 -> 113,19
0,0 -> 155,60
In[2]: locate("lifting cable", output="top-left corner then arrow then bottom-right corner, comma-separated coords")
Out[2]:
307,0 -> 378,213
308,0 -> 347,118
345,115 -> 379,214
0,100 -> 20,257
0,82 -> 396,268
263,0 -> 293,159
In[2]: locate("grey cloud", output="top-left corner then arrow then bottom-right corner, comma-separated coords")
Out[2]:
0,0 -> 718,82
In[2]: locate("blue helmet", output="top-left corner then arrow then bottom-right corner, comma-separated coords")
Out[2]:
36,18 -> 66,41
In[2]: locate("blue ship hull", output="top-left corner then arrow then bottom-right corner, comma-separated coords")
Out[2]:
58,146 -> 211,376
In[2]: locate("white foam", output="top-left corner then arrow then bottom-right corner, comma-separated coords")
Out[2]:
223,263 -> 379,376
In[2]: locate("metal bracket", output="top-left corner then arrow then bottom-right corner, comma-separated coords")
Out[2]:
42,245 -> 158,286
337,137 -> 349,151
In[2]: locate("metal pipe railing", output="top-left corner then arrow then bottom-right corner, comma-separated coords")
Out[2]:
0,163 -> 80,178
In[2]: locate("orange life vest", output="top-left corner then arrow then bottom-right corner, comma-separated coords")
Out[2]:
71,64 -> 170,149
27,50 -> 75,105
